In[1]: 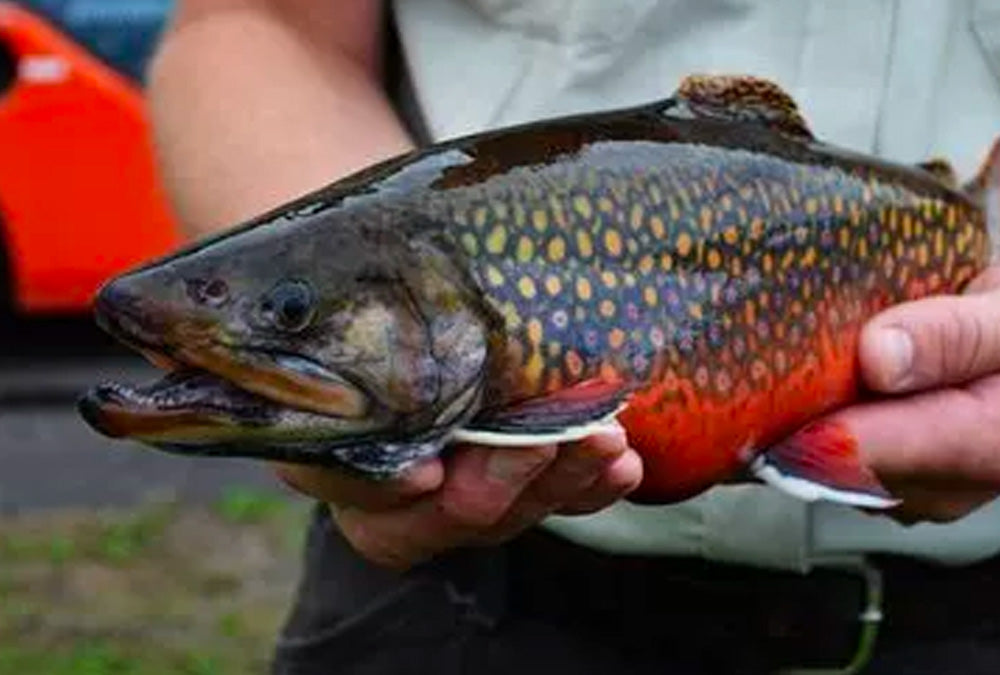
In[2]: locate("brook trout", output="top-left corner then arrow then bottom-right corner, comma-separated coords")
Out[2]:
79,75 -> 1000,507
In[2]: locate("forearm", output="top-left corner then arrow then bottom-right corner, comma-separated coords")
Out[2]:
147,0 -> 413,237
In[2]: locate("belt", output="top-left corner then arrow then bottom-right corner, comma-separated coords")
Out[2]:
500,528 -> 1000,674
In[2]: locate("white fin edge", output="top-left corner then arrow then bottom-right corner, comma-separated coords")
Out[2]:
750,456 -> 900,509
449,410 -> 623,447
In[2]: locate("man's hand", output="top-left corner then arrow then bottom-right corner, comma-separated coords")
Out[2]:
274,429 -> 642,569
837,266 -> 1000,523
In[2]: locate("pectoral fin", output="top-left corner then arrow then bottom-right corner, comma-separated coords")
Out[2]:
750,421 -> 898,508
452,379 -> 628,446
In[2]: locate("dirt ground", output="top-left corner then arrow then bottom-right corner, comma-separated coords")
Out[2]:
0,490 -> 311,674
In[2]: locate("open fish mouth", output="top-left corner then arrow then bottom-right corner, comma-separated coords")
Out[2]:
78,293 -> 376,446
79,369 -> 281,441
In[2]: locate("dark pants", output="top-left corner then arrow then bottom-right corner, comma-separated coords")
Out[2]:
272,505 -> 1000,675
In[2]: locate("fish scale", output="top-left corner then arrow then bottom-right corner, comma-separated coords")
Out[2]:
79,75 -> 998,508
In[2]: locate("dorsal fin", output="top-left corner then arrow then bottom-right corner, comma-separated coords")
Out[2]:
918,158 -> 959,187
667,74 -> 814,140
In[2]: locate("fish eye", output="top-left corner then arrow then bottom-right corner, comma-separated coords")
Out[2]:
262,280 -> 315,332
186,278 -> 229,307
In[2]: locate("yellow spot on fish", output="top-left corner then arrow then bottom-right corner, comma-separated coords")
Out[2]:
638,255 -> 654,275
576,231 -> 594,258
857,238 -> 868,259
473,207 -> 488,228
492,202 -> 508,220
688,303 -> 703,320
518,276 -> 537,299
802,246 -> 817,267
526,318 -> 544,345
648,183 -> 663,205
730,257 -> 742,276
576,277 -> 593,301
460,232 -> 479,256
532,210 -> 549,232
548,236 -> 566,262
934,228 -> 944,258
573,195 -> 593,220
850,203 -> 863,228
500,301 -> 521,329
643,286 -> 658,307
707,249 -> 722,270
486,225 -> 507,254
516,236 -> 535,263
917,242 -> 929,267
630,204 -> 644,230
781,250 -> 795,269
839,227 -> 851,250
512,203 -> 527,228
601,270 -> 618,288
750,218 -> 765,239
946,206 -> 958,230
833,195 -> 845,216
550,196 -> 567,228
902,213 -> 913,240
763,253 -> 774,274
661,252 -> 674,271
600,299 -> 616,318
667,198 -> 681,221
805,198 -> 818,216
650,215 -> 666,239
598,197 -> 614,214
604,229 -> 624,257
723,226 -> 739,246
485,265 -> 504,287
699,207 -> 713,233
544,275 -> 562,296
677,232 -> 693,256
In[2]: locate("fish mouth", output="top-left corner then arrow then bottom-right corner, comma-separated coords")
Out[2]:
81,292 -> 376,447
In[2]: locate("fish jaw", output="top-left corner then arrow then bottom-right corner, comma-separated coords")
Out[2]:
82,275 -> 380,448
92,273 -> 371,421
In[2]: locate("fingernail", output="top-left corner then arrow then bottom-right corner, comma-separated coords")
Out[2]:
871,327 -> 914,390
486,448 -> 553,483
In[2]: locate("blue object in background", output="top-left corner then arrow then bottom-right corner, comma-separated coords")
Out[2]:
15,0 -> 173,82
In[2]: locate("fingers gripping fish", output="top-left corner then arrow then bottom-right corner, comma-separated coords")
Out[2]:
78,75 -> 1000,508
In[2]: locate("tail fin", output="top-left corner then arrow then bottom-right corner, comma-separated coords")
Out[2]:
966,137 -> 1000,258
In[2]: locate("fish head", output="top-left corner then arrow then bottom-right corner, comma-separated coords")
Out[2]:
79,202 -> 490,474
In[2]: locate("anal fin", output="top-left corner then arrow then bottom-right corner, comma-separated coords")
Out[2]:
750,421 -> 898,509
451,379 -> 628,447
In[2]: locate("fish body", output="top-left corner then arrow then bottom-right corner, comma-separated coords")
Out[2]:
79,76 -> 999,507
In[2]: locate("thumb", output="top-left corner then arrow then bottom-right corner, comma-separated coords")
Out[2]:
859,288 -> 1000,394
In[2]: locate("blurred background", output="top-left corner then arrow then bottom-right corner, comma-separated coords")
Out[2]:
0,2 -> 306,672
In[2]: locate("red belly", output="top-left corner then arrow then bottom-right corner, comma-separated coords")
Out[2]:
621,323 -> 861,503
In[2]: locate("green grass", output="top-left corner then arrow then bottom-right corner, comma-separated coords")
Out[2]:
0,492 -> 310,675
0,642 -> 226,675
214,487 -> 288,525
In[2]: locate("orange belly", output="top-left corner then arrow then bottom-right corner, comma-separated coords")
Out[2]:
621,319 -> 862,503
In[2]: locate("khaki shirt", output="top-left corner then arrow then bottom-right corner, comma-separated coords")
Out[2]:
393,0 -> 1000,569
